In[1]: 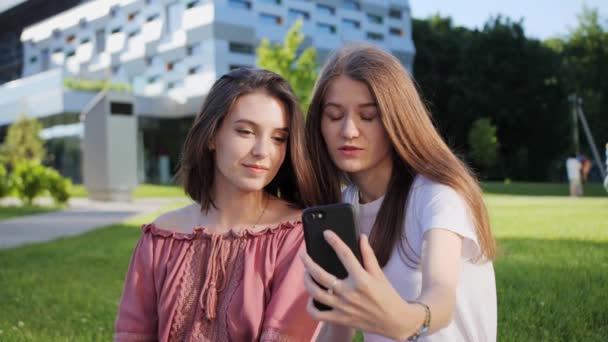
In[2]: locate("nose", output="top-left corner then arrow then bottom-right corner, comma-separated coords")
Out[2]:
251,136 -> 270,158
340,115 -> 359,140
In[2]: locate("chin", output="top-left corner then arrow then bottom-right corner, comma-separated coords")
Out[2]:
334,160 -> 365,173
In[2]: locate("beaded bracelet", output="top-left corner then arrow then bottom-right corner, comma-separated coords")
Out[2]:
407,301 -> 431,341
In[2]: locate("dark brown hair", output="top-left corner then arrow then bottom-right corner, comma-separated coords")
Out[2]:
306,44 -> 496,266
178,68 -> 321,210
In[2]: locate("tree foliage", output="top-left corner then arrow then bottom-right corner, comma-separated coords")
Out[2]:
0,115 -> 46,169
468,118 -> 500,175
413,15 -> 570,180
256,19 -> 318,112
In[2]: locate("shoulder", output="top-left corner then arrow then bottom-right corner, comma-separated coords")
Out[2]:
152,203 -> 200,233
265,197 -> 302,224
410,175 -> 462,203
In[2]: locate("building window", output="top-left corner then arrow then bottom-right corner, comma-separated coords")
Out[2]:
343,0 -> 360,11
228,0 -> 251,10
111,27 -> 122,34
148,75 -> 160,84
167,62 -> 174,71
187,42 -> 201,56
342,18 -> 360,29
317,23 -> 336,34
145,56 -> 153,66
167,81 -> 175,89
128,11 -> 139,21
366,32 -> 383,41
389,27 -> 403,36
259,0 -> 281,4
95,29 -> 105,53
186,0 -> 200,9
53,47 -> 62,54
66,50 -> 76,58
112,65 -> 121,74
229,42 -> 254,55
259,13 -> 282,25
66,34 -> 75,43
147,13 -> 160,22
41,49 -> 49,71
128,30 -> 140,38
80,37 -> 90,44
29,56 -> 38,64
389,8 -> 402,19
288,8 -> 309,21
79,18 -> 87,29
52,29 -> 61,38
109,5 -> 119,18
317,4 -> 335,15
367,13 -> 383,24
188,65 -> 201,74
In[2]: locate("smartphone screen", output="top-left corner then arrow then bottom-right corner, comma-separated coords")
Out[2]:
302,203 -> 362,310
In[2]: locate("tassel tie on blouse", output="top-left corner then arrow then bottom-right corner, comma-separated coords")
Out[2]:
199,234 -> 231,321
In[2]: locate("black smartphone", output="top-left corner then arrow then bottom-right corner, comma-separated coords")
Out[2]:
302,203 -> 362,311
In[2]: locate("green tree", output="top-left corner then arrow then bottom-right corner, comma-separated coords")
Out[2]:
468,118 -> 500,175
256,19 -> 318,112
557,6 -> 608,155
0,115 -> 46,169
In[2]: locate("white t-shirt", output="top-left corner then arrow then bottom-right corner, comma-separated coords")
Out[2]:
566,158 -> 582,181
343,176 -> 497,342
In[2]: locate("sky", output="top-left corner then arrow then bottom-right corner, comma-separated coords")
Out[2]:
409,0 -> 608,40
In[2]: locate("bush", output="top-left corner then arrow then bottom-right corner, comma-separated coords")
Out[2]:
64,78 -> 131,93
0,164 -> 12,199
46,168 -> 72,205
12,161 -> 47,205
468,118 -> 500,173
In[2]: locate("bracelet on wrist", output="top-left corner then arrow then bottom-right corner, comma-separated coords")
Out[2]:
406,301 -> 430,342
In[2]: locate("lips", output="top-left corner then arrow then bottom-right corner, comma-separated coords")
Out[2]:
338,145 -> 363,151
243,163 -> 269,171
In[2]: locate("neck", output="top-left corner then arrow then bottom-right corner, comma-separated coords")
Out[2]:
206,180 -> 268,231
350,157 -> 393,204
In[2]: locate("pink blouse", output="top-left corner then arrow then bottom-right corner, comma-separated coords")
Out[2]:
114,221 -> 318,342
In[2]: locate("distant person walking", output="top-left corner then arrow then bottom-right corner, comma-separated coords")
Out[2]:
566,157 -> 582,196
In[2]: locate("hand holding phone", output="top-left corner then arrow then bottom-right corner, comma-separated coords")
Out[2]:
302,203 -> 362,310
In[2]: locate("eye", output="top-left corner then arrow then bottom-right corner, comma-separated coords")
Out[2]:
236,128 -> 254,136
360,112 -> 378,122
324,111 -> 344,122
272,136 -> 288,144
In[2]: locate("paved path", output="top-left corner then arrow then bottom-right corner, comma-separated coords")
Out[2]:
0,197 -> 184,249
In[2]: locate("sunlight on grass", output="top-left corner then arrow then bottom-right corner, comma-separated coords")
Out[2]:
0,195 -> 606,341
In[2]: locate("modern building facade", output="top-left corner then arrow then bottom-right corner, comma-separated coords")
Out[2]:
0,0 -> 415,198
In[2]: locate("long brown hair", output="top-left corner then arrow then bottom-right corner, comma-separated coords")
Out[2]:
178,68 -> 321,210
306,44 -> 496,266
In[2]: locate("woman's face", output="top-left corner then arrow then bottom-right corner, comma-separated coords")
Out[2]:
211,91 -> 290,194
320,75 -> 392,177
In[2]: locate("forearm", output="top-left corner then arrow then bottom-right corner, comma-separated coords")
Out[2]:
416,283 -> 457,333
315,323 -> 355,342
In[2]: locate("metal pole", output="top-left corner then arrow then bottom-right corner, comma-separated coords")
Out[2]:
576,98 -> 607,179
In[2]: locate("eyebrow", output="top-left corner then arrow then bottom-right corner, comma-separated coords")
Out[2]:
324,102 -> 378,109
233,119 -> 289,133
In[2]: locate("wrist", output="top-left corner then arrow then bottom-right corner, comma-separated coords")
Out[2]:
389,301 -> 425,341
405,301 -> 431,341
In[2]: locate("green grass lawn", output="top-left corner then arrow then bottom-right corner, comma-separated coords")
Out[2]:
0,194 -> 606,341
483,181 -> 607,197
70,184 -> 185,198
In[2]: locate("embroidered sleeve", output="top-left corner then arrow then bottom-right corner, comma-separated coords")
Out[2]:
114,233 -> 159,341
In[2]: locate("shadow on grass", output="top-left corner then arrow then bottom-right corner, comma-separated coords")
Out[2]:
495,238 -> 608,341
483,182 -> 607,197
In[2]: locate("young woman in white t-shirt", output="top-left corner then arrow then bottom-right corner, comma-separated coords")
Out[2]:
300,44 -> 498,341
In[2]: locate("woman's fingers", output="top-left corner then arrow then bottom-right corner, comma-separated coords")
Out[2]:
303,271 -> 337,306
323,230 -> 365,279
300,251 -> 342,290
359,234 -> 383,277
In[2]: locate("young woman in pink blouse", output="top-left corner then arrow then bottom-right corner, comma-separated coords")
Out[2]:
114,68 -> 321,341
